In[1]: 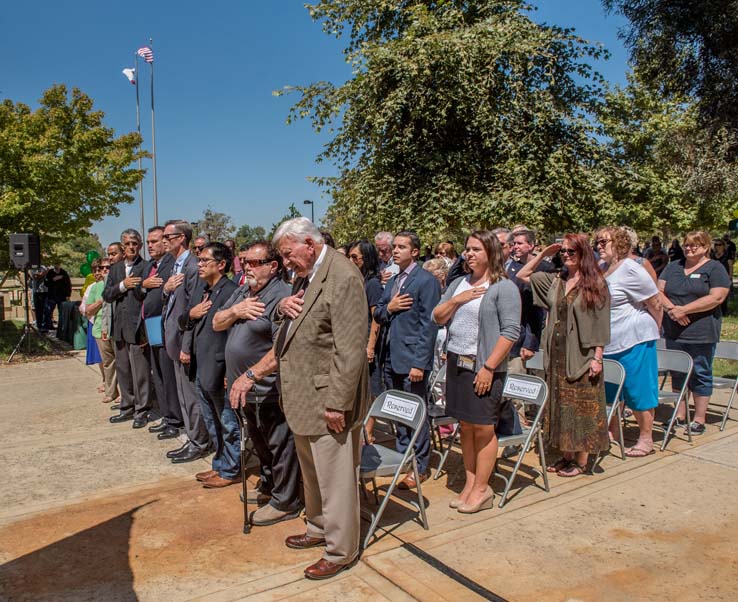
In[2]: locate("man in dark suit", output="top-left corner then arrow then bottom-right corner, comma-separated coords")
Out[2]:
141,226 -> 183,441
162,219 -> 210,463
103,228 -> 152,428
181,242 -> 239,486
374,231 -> 441,488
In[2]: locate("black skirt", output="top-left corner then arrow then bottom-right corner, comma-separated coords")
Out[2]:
445,351 -> 512,427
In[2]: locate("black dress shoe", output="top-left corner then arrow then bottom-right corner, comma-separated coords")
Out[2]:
166,442 -> 190,458
157,426 -> 180,440
132,415 -> 149,429
148,421 -> 168,433
110,403 -> 121,411
171,445 -> 210,464
109,413 -> 134,424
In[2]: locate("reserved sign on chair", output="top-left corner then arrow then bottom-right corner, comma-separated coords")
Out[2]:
382,394 -> 419,421
503,377 -> 542,400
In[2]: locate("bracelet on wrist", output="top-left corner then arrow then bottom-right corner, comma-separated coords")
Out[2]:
483,363 -> 495,373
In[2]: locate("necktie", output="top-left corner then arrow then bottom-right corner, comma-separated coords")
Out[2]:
274,277 -> 309,357
239,273 -> 246,286
391,271 -> 408,296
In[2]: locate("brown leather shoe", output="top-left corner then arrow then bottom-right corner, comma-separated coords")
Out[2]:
202,474 -> 242,489
195,469 -> 217,482
285,533 -> 326,550
398,472 -> 428,490
304,557 -> 358,580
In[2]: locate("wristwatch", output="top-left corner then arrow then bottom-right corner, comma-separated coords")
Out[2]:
245,369 -> 256,381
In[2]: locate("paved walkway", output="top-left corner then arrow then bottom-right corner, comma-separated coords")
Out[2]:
1,355 -> 737,601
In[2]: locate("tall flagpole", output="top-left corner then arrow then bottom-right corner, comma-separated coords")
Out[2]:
149,37 -> 159,226
135,52 -> 145,245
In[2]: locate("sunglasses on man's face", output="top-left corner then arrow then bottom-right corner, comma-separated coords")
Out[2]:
244,258 -> 271,268
162,233 -> 183,241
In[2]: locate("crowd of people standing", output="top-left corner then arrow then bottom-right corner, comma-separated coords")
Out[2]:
77,216 -> 733,580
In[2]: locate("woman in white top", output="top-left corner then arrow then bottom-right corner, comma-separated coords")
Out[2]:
595,227 -> 663,456
433,230 -> 520,513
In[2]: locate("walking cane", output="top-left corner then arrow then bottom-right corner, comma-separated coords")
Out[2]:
236,405 -> 251,535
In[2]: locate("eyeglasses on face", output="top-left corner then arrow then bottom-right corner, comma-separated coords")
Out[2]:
197,257 -> 219,265
97,265 -> 110,271
194,245 -> 205,252
560,248 -> 577,257
244,258 -> 272,268
595,238 -> 611,248
162,233 -> 183,241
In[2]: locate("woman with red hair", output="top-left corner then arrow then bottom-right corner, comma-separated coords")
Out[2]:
517,234 -> 610,477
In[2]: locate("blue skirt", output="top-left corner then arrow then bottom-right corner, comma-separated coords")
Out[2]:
604,339 -> 659,412
85,321 -> 102,365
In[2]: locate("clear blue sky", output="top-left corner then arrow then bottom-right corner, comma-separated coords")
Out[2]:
2,1 -> 629,248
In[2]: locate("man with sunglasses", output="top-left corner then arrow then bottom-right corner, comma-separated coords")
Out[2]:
103,228 -> 153,428
162,220 -> 211,463
215,241 -> 303,522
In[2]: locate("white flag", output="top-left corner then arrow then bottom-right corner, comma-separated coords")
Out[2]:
122,68 -> 136,85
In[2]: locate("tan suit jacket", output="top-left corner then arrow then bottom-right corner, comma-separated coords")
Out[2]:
275,246 -> 371,437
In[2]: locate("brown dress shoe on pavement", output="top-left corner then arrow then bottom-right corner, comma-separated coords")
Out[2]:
285,533 -> 327,550
195,469 -> 217,482
304,557 -> 359,580
398,472 -> 428,490
202,474 -> 242,489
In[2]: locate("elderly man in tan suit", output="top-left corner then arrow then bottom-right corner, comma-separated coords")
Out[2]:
272,217 -> 370,580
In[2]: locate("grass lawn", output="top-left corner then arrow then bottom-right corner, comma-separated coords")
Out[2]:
0,320 -> 66,363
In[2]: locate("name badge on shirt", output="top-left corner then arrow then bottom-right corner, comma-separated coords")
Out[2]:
689,273 -> 702,279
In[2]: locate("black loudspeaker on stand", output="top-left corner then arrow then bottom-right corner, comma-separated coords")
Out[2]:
7,233 -> 42,362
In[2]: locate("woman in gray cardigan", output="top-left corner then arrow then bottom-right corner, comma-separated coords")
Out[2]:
433,230 -> 521,514
517,234 -> 610,477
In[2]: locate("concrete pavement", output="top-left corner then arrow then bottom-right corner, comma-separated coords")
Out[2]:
1,354 -> 737,601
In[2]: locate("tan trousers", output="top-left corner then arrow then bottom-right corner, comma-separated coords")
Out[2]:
294,426 -> 361,565
96,336 -> 118,400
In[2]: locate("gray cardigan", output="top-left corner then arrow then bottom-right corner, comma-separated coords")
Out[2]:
435,275 -> 521,373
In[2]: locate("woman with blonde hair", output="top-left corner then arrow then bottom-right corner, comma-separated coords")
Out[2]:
595,226 -> 662,456
622,226 -> 658,282
659,231 -> 731,434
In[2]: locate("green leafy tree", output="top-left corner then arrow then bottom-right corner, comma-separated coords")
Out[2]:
603,0 -> 738,133
196,207 -> 235,242
234,224 -> 267,247
49,231 -> 104,275
0,84 -> 144,268
277,1 -> 611,242
599,73 -> 738,235
268,203 -> 304,239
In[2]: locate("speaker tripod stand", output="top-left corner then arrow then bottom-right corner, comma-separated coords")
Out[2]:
7,268 -> 43,363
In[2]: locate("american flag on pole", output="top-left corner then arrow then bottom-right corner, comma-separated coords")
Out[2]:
137,46 -> 154,63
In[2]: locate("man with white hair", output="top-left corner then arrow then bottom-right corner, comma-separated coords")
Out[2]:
375,231 -> 399,284
272,217 -> 370,580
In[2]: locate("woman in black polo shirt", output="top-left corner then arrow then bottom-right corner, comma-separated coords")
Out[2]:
659,231 -> 731,434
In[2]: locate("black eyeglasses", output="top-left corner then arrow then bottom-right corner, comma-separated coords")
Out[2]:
98,265 -> 110,271
560,248 -> 577,257
595,239 -> 611,248
194,245 -> 205,252
197,257 -> 218,265
243,258 -> 272,268
162,233 -> 183,241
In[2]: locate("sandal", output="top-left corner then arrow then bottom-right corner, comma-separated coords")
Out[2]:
557,462 -> 587,477
624,446 -> 655,458
546,458 -> 571,473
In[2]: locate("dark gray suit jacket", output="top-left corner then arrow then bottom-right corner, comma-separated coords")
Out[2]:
102,256 -> 147,344
142,254 -> 174,319
181,276 -> 238,392
163,251 -> 199,362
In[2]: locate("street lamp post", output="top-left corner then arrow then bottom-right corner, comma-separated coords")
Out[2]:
303,199 -> 315,223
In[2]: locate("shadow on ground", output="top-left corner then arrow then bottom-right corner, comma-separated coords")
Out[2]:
0,502 -> 153,602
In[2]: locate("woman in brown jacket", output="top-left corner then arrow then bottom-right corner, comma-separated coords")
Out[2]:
517,234 -> 610,477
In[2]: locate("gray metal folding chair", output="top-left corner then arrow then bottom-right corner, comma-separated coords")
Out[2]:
714,341 -> 738,431
360,390 -> 429,548
426,364 -> 460,480
525,351 -> 544,371
656,348 -> 694,450
591,359 -> 626,472
494,373 -> 549,508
